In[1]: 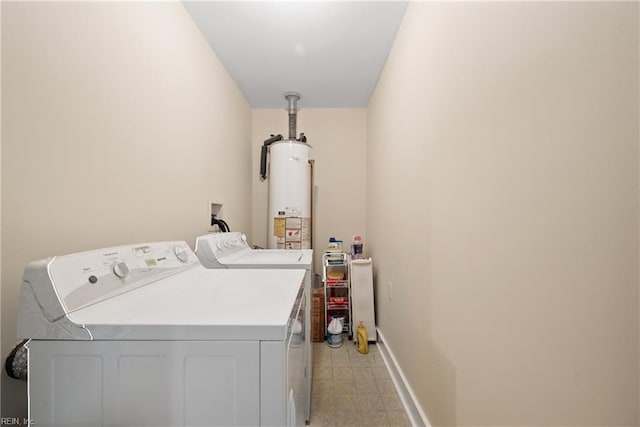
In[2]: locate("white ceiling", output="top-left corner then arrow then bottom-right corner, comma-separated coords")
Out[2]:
182,1 -> 408,108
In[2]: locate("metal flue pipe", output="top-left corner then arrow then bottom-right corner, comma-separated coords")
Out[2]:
284,92 -> 301,140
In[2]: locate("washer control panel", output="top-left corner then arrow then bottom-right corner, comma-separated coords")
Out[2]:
46,241 -> 199,314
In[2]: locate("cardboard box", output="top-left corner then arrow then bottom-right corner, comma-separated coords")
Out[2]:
311,289 -> 325,342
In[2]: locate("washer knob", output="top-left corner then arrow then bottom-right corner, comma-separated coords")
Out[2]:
174,246 -> 189,263
113,262 -> 130,278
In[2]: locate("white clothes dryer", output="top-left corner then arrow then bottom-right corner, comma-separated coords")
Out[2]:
194,231 -> 314,422
18,241 -> 306,427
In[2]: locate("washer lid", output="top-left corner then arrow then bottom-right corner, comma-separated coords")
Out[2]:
68,267 -> 305,341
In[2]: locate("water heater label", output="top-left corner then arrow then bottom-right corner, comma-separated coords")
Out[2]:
273,217 -> 286,237
286,229 -> 301,242
286,217 -> 302,229
285,207 -> 302,216
273,216 -> 310,249
302,218 -> 311,243
286,218 -> 302,246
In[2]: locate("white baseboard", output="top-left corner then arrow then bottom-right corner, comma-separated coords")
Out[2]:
376,328 -> 431,427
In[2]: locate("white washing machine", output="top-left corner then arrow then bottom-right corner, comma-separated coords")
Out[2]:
194,231 -> 314,422
17,241 -> 306,427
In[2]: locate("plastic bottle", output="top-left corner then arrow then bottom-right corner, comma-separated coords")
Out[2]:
356,321 -> 369,354
329,237 -> 344,249
327,315 -> 343,348
351,235 -> 363,259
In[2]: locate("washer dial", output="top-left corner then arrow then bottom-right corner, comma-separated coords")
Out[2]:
174,246 -> 189,263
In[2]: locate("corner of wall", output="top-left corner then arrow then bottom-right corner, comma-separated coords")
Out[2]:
0,0 -> 4,415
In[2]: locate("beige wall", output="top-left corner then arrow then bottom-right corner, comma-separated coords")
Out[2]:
368,2 -> 639,425
252,109 -> 367,273
1,1 -> 251,417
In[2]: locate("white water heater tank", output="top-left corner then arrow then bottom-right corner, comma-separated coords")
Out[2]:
268,140 -> 312,249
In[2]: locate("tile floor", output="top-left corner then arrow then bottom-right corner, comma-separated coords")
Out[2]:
309,338 -> 412,427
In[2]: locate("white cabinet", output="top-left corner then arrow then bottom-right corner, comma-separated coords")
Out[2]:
350,258 -> 377,342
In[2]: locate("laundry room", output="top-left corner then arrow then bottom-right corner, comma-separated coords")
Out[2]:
1,1 -> 639,426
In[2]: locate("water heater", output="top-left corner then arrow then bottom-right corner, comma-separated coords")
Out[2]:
260,93 -> 313,249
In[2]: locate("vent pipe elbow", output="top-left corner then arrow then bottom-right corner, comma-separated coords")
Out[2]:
260,134 -> 283,180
